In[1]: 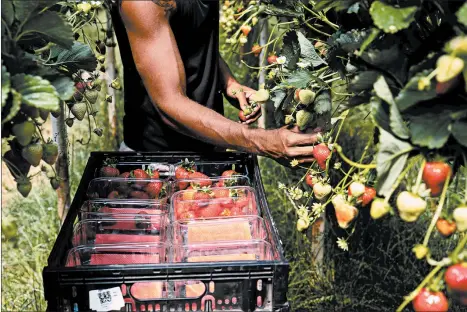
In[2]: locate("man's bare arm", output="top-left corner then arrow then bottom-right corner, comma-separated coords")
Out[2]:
120,1 -> 318,161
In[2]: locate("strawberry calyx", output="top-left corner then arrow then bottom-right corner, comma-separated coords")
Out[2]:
102,157 -> 118,168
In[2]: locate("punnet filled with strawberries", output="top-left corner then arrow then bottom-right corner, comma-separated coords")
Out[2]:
43,152 -> 290,312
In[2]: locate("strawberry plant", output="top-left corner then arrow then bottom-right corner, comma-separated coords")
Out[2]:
1,0 -> 120,199
221,0 -> 467,310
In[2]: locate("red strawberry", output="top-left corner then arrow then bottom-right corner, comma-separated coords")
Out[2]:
182,187 -> 197,201
445,263 -> 467,305
221,169 -> 238,177
230,206 -> 243,216
131,169 -> 150,187
235,196 -> 250,210
197,203 -> 222,218
212,188 -> 230,198
107,191 -> 121,199
175,161 -> 195,190
422,161 -> 452,197
312,143 -> 331,170
240,25 -> 251,36
145,181 -> 163,199
100,166 -> 120,177
219,198 -> 235,209
149,169 -> 160,179
305,174 -> 315,187
219,208 -> 232,217
412,288 -> 448,312
238,110 -> 248,122
252,44 -> 262,57
119,172 -> 130,178
189,171 -> 212,187
179,210 -> 197,220
361,187 -> 376,207
130,191 -> 149,199
174,201 -> 193,218
267,54 -> 278,64
193,191 -> 212,201
436,218 -> 457,237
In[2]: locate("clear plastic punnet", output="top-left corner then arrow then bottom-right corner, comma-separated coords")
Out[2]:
72,217 -> 168,246
172,174 -> 250,192
65,243 -> 168,266
171,186 -> 259,221
86,177 -> 171,201
174,160 -> 249,179
172,216 -> 267,245
80,199 -> 168,216
96,159 -> 173,178
172,240 -> 273,263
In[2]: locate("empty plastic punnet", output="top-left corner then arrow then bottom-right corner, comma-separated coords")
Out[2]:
171,186 -> 259,221
65,243 -> 168,266
172,216 -> 267,244
72,216 -> 168,246
172,240 -> 273,263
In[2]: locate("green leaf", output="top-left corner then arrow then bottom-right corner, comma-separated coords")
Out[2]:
369,1 -> 417,34
2,89 -> 22,124
296,31 -> 326,68
409,112 -> 451,149
49,42 -> 97,73
376,128 -> 412,197
457,2 -> 467,27
18,11 -> 73,49
348,71 -> 379,93
374,76 -> 409,139
347,2 -> 360,14
356,28 -> 380,56
396,71 -> 437,112
2,65 -> 11,108
314,0 -> 358,11
452,120 -> 467,147
282,31 -> 300,70
271,89 -> 287,112
313,90 -> 331,114
50,76 -> 74,101
284,70 -> 313,89
11,74 -> 59,110
371,97 -> 390,134
12,0 -> 59,21
2,0 -> 14,26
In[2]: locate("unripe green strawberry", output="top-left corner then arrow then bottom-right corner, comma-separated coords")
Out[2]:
313,182 -> 331,201
70,102 -> 87,121
285,115 -> 294,125
242,105 -> 253,115
453,206 -> 467,232
50,177 -> 60,190
436,55 -> 464,83
21,142 -> 43,167
92,79 -> 102,91
42,140 -> 58,165
370,198 -> 391,220
12,121 -> 35,146
250,89 -> 270,103
97,55 -> 105,64
298,89 -> 316,105
296,110 -> 313,131
110,78 -> 121,90
296,218 -> 310,232
396,191 -> 426,222
65,118 -> 74,127
348,182 -> 365,197
16,177 -> 32,198
85,89 -> 99,104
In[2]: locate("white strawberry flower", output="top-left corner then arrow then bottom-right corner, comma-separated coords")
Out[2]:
239,36 -> 248,44
278,182 -> 286,190
297,60 -> 311,69
276,56 -> 287,65
337,238 -> 349,251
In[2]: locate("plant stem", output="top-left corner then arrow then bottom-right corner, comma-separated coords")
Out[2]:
301,3 -> 339,30
304,21 -> 330,37
383,160 -> 416,205
451,233 -> 467,262
396,264 -> 444,312
422,171 -> 451,247
334,144 -> 377,170
414,159 -> 426,195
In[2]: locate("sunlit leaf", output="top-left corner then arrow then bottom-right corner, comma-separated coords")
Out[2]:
370,1 -> 417,34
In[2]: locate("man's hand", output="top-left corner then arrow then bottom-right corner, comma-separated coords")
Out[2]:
225,80 -> 262,125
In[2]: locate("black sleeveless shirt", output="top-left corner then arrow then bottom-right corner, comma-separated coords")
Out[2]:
110,0 -> 223,152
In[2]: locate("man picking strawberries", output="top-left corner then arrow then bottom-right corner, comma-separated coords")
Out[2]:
109,0 -> 318,163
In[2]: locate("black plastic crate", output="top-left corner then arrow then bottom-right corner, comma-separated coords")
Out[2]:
43,152 -> 290,312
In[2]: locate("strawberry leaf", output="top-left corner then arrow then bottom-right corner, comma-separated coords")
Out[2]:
296,31 -> 326,68
373,76 -> 409,140
370,1 -> 418,34
50,76 -> 74,101
2,89 -> 22,124
457,2 -> 467,27
375,128 -> 412,197
49,42 -> 97,73
452,120 -> 467,147
281,31 -> 300,70
396,71 -> 437,112
409,112 -> 451,149
11,74 -> 59,111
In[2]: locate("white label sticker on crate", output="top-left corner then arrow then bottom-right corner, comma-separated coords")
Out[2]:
89,287 -> 124,312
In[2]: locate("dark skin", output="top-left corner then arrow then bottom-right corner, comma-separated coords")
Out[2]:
120,0 -> 318,162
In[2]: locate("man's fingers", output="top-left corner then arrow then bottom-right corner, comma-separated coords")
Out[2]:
287,131 -> 320,147
245,111 -> 262,124
236,92 -> 250,110
285,146 -> 315,158
298,157 -> 316,164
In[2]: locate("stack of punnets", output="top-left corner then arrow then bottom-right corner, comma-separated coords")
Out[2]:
43,152 -> 290,312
